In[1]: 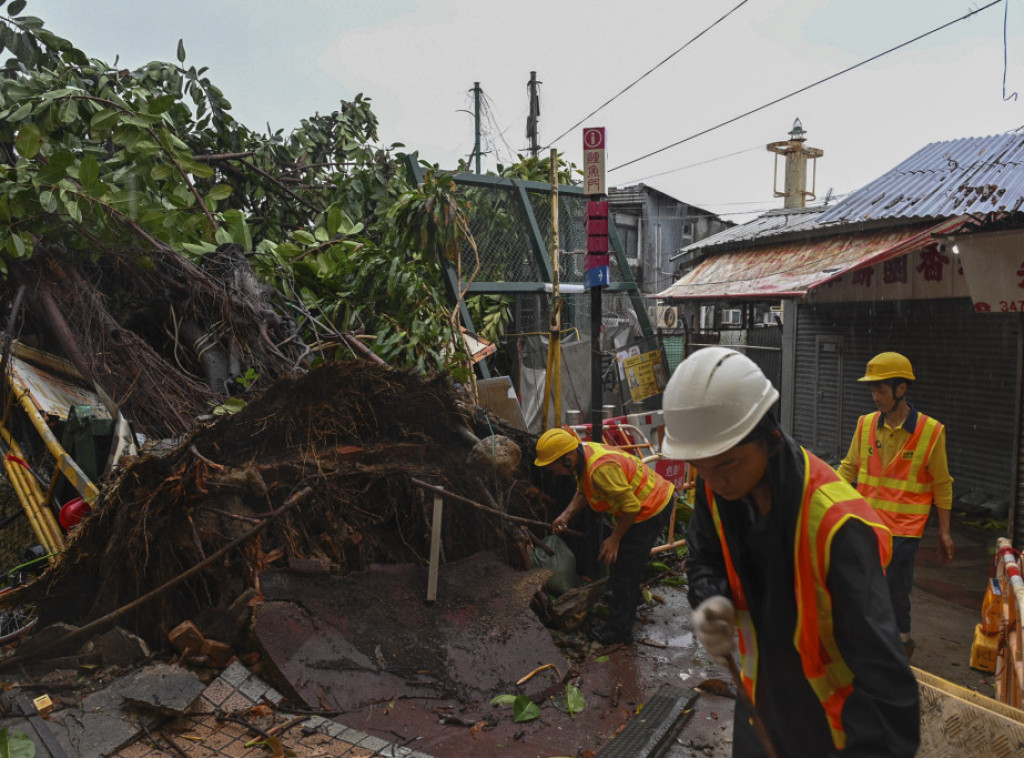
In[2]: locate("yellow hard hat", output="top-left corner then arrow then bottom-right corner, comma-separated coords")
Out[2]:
859,352 -> 915,382
534,427 -> 581,467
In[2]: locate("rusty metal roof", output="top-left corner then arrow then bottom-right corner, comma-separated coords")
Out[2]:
657,217 -> 965,300
818,131 -> 1024,224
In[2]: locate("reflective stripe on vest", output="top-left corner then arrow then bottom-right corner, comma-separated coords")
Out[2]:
707,449 -> 893,750
580,443 -> 672,522
708,493 -> 758,695
855,411 -> 942,538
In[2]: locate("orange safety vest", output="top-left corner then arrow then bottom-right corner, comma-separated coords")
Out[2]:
854,411 -> 943,538
580,442 -> 673,522
707,449 -> 892,750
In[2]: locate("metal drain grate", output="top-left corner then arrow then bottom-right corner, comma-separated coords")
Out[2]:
596,684 -> 698,758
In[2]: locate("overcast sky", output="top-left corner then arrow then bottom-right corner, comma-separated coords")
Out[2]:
22,0 -> 1024,222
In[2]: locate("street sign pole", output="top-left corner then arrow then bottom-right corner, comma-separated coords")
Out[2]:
583,128 -> 608,443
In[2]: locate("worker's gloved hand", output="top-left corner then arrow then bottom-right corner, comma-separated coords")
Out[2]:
692,595 -> 736,665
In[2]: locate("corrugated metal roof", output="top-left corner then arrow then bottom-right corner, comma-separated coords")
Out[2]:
673,205 -> 828,255
669,132 -> 1024,267
818,132 -> 1024,223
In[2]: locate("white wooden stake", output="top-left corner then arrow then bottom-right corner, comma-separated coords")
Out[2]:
427,491 -> 444,602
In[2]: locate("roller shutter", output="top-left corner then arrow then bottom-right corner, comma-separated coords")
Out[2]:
793,299 -> 1020,510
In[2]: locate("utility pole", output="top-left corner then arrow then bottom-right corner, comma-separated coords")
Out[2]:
526,71 -> 540,157
472,82 -> 482,174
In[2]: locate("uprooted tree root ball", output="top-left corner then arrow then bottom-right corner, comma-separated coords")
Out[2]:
0,361 -> 558,649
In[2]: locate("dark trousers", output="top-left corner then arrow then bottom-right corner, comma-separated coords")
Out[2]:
887,536 -> 921,635
605,502 -> 673,637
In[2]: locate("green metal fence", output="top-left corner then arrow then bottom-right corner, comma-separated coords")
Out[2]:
405,156 -> 654,381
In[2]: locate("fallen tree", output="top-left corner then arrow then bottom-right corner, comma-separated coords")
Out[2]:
0,360 -> 559,650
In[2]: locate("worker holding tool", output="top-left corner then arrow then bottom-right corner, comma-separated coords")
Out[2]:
534,427 -> 674,645
663,347 -> 918,758
837,351 -> 954,659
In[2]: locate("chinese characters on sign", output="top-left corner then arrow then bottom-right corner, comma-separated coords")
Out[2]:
582,128 -> 609,288
812,242 -> 968,305
953,231 -> 1024,313
621,350 -> 668,403
916,248 -> 950,282
582,127 -> 606,197
883,257 -> 907,285
654,458 -> 689,490
851,268 -> 873,287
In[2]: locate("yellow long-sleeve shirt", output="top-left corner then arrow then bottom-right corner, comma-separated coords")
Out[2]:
837,406 -> 953,510
577,461 -> 643,517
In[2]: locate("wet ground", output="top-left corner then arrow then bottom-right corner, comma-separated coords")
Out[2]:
253,550 -> 726,757
249,515 -> 999,758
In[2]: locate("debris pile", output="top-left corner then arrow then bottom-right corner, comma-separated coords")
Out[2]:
0,361 -> 555,653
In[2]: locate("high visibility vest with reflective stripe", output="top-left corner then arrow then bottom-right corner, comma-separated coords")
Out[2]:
580,443 -> 672,522
707,449 -> 893,750
854,411 -> 942,538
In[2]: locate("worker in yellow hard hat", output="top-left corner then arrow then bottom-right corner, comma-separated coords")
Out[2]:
534,426 -> 674,645
838,352 -> 954,659
663,347 -> 919,758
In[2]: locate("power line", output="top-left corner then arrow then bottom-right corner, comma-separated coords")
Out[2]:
481,91 -> 519,165
620,144 -> 765,184
542,0 -> 753,150
610,0 -> 1003,173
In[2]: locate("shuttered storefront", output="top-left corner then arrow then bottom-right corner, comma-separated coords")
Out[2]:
792,299 -> 1021,514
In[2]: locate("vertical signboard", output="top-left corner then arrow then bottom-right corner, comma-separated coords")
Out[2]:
582,127 -> 606,196
583,127 -> 609,289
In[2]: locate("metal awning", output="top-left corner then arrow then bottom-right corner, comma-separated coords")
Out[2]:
657,217 -> 966,300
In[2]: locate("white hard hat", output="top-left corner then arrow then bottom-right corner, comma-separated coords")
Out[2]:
661,346 -> 779,460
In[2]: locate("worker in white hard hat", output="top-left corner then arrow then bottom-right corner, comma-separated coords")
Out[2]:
535,427 -> 675,645
837,351 -> 954,660
663,346 -> 918,758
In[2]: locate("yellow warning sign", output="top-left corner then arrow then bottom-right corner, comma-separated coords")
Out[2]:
622,350 -> 667,403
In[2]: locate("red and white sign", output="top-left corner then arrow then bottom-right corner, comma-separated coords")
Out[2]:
582,127 -> 606,196
955,229 -> 1024,313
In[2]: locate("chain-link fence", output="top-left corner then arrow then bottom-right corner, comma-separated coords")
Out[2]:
458,180 -> 639,342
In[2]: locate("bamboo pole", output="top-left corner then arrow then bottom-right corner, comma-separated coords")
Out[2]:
409,477 -> 584,537
541,149 -> 562,431
0,426 -> 63,558
12,387 -> 99,504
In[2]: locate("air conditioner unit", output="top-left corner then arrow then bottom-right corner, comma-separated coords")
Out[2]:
720,309 -> 743,326
656,306 -> 679,329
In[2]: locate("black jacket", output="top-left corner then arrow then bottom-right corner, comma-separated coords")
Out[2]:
686,433 -> 919,758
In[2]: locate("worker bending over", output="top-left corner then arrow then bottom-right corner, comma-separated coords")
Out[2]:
664,347 -> 918,758
535,427 -> 673,645
837,351 -> 954,658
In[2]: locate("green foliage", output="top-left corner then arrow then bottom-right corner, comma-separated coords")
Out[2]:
490,693 -> 540,723
234,368 -> 259,389
465,294 -> 512,344
212,397 -> 246,415
0,1 -> 470,376
512,694 -> 540,722
565,684 -> 586,718
497,153 -> 581,184
0,727 -> 35,758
